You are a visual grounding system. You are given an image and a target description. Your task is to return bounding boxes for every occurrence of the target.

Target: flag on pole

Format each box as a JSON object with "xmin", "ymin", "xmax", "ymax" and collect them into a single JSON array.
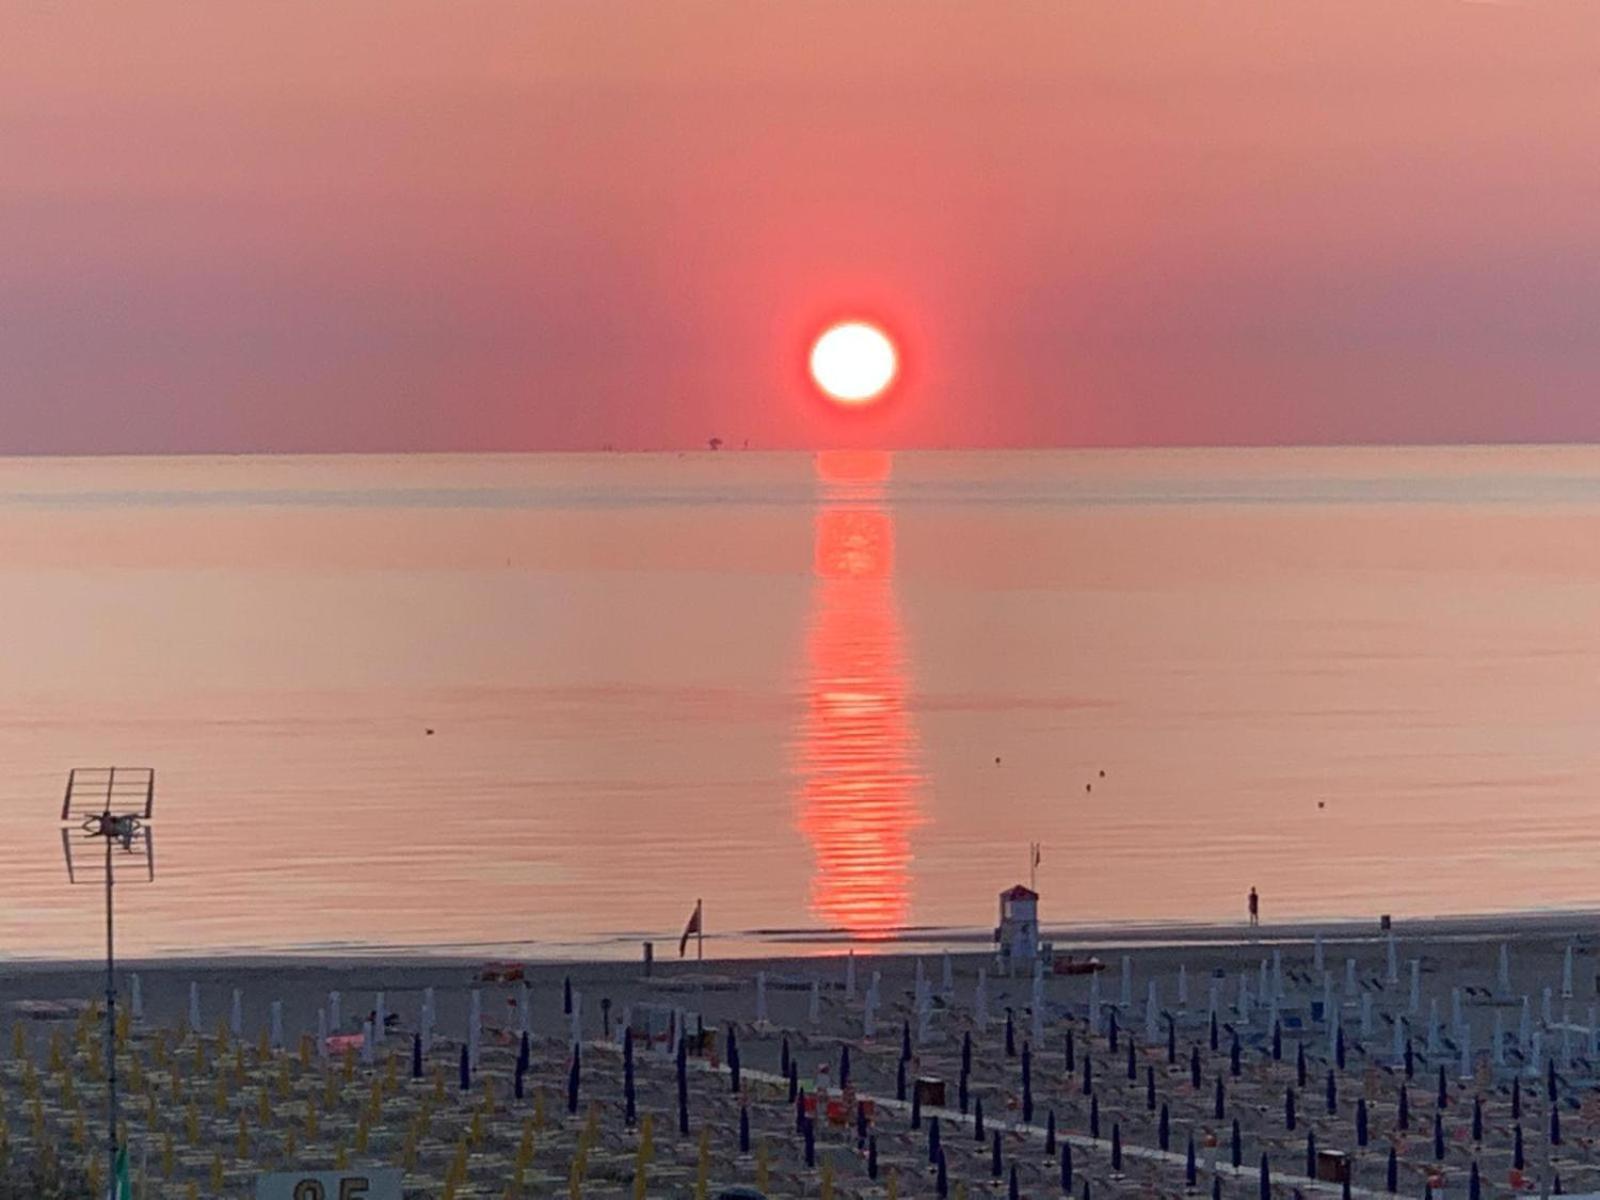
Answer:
[
  {"xmin": 1031, "ymin": 843, "xmax": 1042, "ymax": 869},
  {"xmin": 114, "ymin": 1146, "xmax": 131, "ymax": 1199},
  {"xmin": 679, "ymin": 900, "xmax": 703, "ymax": 959}
]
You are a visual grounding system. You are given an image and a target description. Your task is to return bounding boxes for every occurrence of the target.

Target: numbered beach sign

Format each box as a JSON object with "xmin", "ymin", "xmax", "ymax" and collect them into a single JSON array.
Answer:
[{"xmin": 255, "ymin": 1170, "xmax": 403, "ymax": 1200}]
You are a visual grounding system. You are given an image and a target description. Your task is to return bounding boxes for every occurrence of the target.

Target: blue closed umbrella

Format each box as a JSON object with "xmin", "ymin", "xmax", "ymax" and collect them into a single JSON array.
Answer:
[
  {"xmin": 739, "ymin": 1106, "xmax": 750, "ymax": 1154},
  {"xmin": 1215, "ymin": 1075, "xmax": 1226, "ymax": 1120},
  {"xmin": 1110, "ymin": 1123, "xmax": 1122, "ymax": 1173},
  {"xmin": 1285, "ymin": 1086, "xmax": 1296, "ymax": 1131},
  {"xmin": 1231, "ymin": 1118, "xmax": 1242, "ymax": 1168},
  {"xmin": 1386, "ymin": 1146, "xmax": 1398, "ymax": 1192},
  {"xmin": 1158, "ymin": 1102, "xmax": 1170, "ymax": 1151},
  {"xmin": 458, "ymin": 1044, "xmax": 470, "ymax": 1091},
  {"xmin": 1046, "ymin": 1108, "xmax": 1057, "ymax": 1154},
  {"xmin": 566, "ymin": 1044, "xmax": 580, "ymax": 1115},
  {"xmin": 1061, "ymin": 1141, "xmax": 1073, "ymax": 1192},
  {"xmin": 1327, "ymin": 1069, "xmax": 1338, "ymax": 1115},
  {"xmin": 975, "ymin": 1095, "xmax": 986, "ymax": 1141},
  {"xmin": 1090, "ymin": 1094, "xmax": 1099, "ymax": 1138},
  {"xmin": 994, "ymin": 1128, "xmax": 1005, "ymax": 1178},
  {"xmin": 411, "ymin": 1033, "xmax": 422, "ymax": 1080}
]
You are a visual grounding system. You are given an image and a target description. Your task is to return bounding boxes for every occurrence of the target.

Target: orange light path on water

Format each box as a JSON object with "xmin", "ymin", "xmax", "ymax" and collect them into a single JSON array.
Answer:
[{"xmin": 793, "ymin": 450, "xmax": 924, "ymax": 939}]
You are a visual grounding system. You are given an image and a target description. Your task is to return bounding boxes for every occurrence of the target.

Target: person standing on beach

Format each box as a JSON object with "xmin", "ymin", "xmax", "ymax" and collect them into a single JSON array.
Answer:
[{"xmin": 1248, "ymin": 887, "xmax": 1260, "ymax": 927}]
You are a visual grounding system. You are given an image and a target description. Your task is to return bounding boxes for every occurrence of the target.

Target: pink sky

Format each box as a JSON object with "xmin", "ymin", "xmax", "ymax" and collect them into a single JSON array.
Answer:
[{"xmin": 3, "ymin": 1, "xmax": 1597, "ymax": 453}]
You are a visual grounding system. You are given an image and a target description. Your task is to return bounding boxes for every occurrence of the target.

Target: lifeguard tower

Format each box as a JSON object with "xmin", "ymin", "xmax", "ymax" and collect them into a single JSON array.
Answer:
[{"xmin": 995, "ymin": 884, "xmax": 1040, "ymax": 967}]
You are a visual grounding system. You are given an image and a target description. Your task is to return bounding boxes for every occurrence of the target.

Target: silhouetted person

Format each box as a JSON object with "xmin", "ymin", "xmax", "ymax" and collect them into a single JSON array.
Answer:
[{"xmin": 1248, "ymin": 887, "xmax": 1260, "ymax": 927}]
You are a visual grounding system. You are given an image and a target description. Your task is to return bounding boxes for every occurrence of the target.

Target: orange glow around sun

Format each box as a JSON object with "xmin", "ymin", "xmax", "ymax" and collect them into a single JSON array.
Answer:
[{"xmin": 810, "ymin": 322, "xmax": 898, "ymax": 406}]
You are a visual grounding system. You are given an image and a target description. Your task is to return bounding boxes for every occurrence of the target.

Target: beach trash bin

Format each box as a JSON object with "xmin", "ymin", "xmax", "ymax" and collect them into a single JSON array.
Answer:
[
  {"xmin": 1380, "ymin": 915, "xmax": 1391, "ymax": 931},
  {"xmin": 1316, "ymin": 1151, "xmax": 1350, "ymax": 1184},
  {"xmin": 915, "ymin": 1076, "xmax": 947, "ymax": 1107}
]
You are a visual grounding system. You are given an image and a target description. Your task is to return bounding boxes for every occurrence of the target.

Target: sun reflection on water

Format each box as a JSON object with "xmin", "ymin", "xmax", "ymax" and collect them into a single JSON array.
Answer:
[{"xmin": 794, "ymin": 450, "xmax": 924, "ymax": 938}]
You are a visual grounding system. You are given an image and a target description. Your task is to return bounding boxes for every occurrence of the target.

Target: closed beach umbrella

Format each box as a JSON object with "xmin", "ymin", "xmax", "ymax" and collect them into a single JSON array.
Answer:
[
  {"xmin": 1169, "ymin": 1016, "xmax": 1177, "ymax": 1064},
  {"xmin": 868, "ymin": 1134, "xmax": 878, "ymax": 1179},
  {"xmin": 1356, "ymin": 1097, "xmax": 1368, "ymax": 1146},
  {"xmin": 1061, "ymin": 1141, "xmax": 1073, "ymax": 1192},
  {"xmin": 781, "ymin": 1034, "xmax": 790, "ymax": 1077},
  {"xmin": 1109, "ymin": 1124, "xmax": 1121, "ymax": 1173},
  {"xmin": 796, "ymin": 1088, "xmax": 807, "ymax": 1134},
  {"xmin": 1273, "ymin": 1022, "xmax": 1282, "ymax": 1061},
  {"xmin": 1306, "ymin": 1129, "xmax": 1316, "ymax": 1179},
  {"xmin": 1009, "ymin": 1163, "xmax": 1020, "ymax": 1200},
  {"xmin": 1146, "ymin": 1065, "xmax": 1156, "ymax": 1110},
  {"xmin": 1006, "ymin": 1010, "xmax": 1016, "ymax": 1056},
  {"xmin": 519, "ymin": 1030, "xmax": 531, "ymax": 1074},
  {"xmin": 1398, "ymin": 1085, "xmax": 1410, "ymax": 1131},
  {"xmin": 897, "ymin": 1057, "xmax": 907, "ymax": 1102},
  {"xmin": 1191, "ymin": 1045, "xmax": 1202, "ymax": 1089},
  {"xmin": 839, "ymin": 1043, "xmax": 850, "ymax": 1091},
  {"xmin": 1024, "ymin": 1044, "xmax": 1035, "ymax": 1122},
  {"xmin": 1512, "ymin": 1077, "xmax": 1521, "ymax": 1119},
  {"xmin": 1285, "ymin": 1087, "xmax": 1296, "ymax": 1131},
  {"xmin": 994, "ymin": 1128, "xmax": 1006, "ymax": 1178},
  {"xmin": 1327, "ymin": 1069, "xmax": 1337, "ymax": 1115},
  {"xmin": 937, "ymin": 1149, "xmax": 949, "ymax": 1198},
  {"xmin": 912, "ymin": 1082, "xmax": 922, "ymax": 1130},
  {"xmin": 1551, "ymin": 1106, "xmax": 1562, "ymax": 1146},
  {"xmin": 458, "ymin": 1044, "xmax": 470, "ymax": 1090},
  {"xmin": 928, "ymin": 1115, "xmax": 941, "ymax": 1165},
  {"xmin": 1469, "ymin": 1159, "xmax": 1480, "ymax": 1200},
  {"xmin": 1083, "ymin": 1054, "xmax": 1094, "ymax": 1095},
  {"xmin": 1064, "ymin": 1029, "xmax": 1073, "ymax": 1073},
  {"xmin": 1158, "ymin": 1102, "xmax": 1170, "ymax": 1151},
  {"xmin": 1547, "ymin": 1055, "xmax": 1558, "ymax": 1103},
  {"xmin": 1386, "ymin": 1146, "xmax": 1398, "ymax": 1193},
  {"xmin": 1514, "ymin": 1122, "xmax": 1524, "ymax": 1170},
  {"xmin": 1336, "ymin": 1025, "xmax": 1346, "ymax": 1070},
  {"xmin": 1187, "ymin": 1133, "xmax": 1197, "ymax": 1187},
  {"xmin": 1405, "ymin": 1038, "xmax": 1414, "ymax": 1078},
  {"xmin": 1297, "ymin": 1043, "xmax": 1307, "ymax": 1087},
  {"xmin": 567, "ymin": 1043, "xmax": 581, "ymax": 1114},
  {"xmin": 804, "ymin": 1116, "xmax": 815, "ymax": 1167},
  {"xmin": 739, "ymin": 1106, "xmax": 750, "ymax": 1154},
  {"xmin": 1108, "ymin": 1008, "xmax": 1118, "ymax": 1053},
  {"xmin": 677, "ymin": 1039, "xmax": 690, "ymax": 1135},
  {"xmin": 856, "ymin": 1097, "xmax": 868, "ymax": 1145},
  {"xmin": 1437, "ymin": 1064, "xmax": 1448, "ymax": 1109},
  {"xmin": 563, "ymin": 975, "xmax": 572, "ymax": 1014},
  {"xmin": 1089, "ymin": 1094, "xmax": 1099, "ymax": 1138},
  {"xmin": 787, "ymin": 1059, "xmax": 798, "ymax": 1103},
  {"xmin": 1471, "ymin": 1095, "xmax": 1481, "ymax": 1141},
  {"xmin": 965, "ymin": 1030, "xmax": 974, "ymax": 1076},
  {"xmin": 1231, "ymin": 1118, "xmax": 1242, "ymax": 1168},
  {"xmin": 1211, "ymin": 1012, "xmax": 1219, "ymax": 1052},
  {"xmin": 904, "ymin": 1018, "xmax": 914, "ymax": 1063},
  {"xmin": 728, "ymin": 1027, "xmax": 740, "ymax": 1093},
  {"xmin": 1432, "ymin": 1112, "xmax": 1444, "ymax": 1161},
  {"xmin": 411, "ymin": 1033, "xmax": 422, "ymax": 1080},
  {"xmin": 959, "ymin": 1068, "xmax": 970, "ymax": 1113},
  {"xmin": 1215, "ymin": 1076, "xmax": 1226, "ymax": 1120},
  {"xmin": 1046, "ymin": 1108, "xmax": 1057, "ymax": 1154},
  {"xmin": 1127, "ymin": 1037, "xmax": 1136, "ymax": 1081},
  {"xmin": 975, "ymin": 1095, "xmax": 986, "ymax": 1140},
  {"xmin": 1258, "ymin": 1153, "xmax": 1270, "ymax": 1200},
  {"xmin": 1231, "ymin": 1034, "xmax": 1242, "ymax": 1078}
]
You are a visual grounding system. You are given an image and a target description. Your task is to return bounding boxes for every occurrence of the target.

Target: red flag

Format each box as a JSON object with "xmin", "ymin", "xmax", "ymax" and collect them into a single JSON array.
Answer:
[{"xmin": 678, "ymin": 899, "xmax": 702, "ymax": 958}]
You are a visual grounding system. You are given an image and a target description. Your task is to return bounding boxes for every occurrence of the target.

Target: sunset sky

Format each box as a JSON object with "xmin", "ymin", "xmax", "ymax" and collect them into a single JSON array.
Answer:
[{"xmin": 3, "ymin": 1, "xmax": 1597, "ymax": 454}]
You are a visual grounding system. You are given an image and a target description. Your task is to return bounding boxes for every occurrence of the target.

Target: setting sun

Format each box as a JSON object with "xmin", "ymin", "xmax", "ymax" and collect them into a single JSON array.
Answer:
[{"xmin": 809, "ymin": 322, "xmax": 898, "ymax": 405}]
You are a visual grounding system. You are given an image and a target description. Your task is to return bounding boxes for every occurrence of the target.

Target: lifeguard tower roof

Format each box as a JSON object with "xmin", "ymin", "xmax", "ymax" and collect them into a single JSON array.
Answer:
[{"xmin": 1000, "ymin": 884, "xmax": 1039, "ymax": 901}]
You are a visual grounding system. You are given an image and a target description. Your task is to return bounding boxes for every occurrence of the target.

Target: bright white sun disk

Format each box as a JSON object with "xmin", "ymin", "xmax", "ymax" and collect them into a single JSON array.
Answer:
[{"xmin": 810, "ymin": 322, "xmax": 897, "ymax": 404}]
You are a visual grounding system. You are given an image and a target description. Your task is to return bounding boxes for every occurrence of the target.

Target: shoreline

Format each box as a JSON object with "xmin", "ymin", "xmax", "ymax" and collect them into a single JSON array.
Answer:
[{"xmin": 7, "ymin": 907, "xmax": 1600, "ymax": 973}]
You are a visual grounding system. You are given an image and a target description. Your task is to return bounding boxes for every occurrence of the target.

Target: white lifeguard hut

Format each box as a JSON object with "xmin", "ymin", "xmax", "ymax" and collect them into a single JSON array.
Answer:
[{"xmin": 995, "ymin": 884, "xmax": 1040, "ymax": 967}]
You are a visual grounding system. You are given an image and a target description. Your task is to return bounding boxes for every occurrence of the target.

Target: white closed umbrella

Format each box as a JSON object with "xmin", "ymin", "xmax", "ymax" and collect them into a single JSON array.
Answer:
[
  {"xmin": 1386, "ymin": 932, "xmax": 1399, "ymax": 985},
  {"xmin": 755, "ymin": 972, "xmax": 768, "ymax": 1024},
  {"xmin": 1542, "ymin": 987, "xmax": 1553, "ymax": 1026},
  {"xmin": 1238, "ymin": 972, "xmax": 1252, "ymax": 1026},
  {"xmin": 1426, "ymin": 999, "xmax": 1440, "ymax": 1055},
  {"xmin": 316, "ymin": 1007, "xmax": 328, "ymax": 1059},
  {"xmin": 1528, "ymin": 1030, "xmax": 1543, "ymax": 1076},
  {"xmin": 1344, "ymin": 958, "xmax": 1356, "ymax": 998},
  {"xmin": 917, "ymin": 990, "xmax": 931, "ymax": 1044},
  {"xmin": 1409, "ymin": 961, "xmax": 1421, "ymax": 1015},
  {"xmin": 846, "ymin": 951, "xmax": 856, "ymax": 998},
  {"xmin": 361, "ymin": 1019, "xmax": 375, "ymax": 1065},
  {"xmin": 1498, "ymin": 944, "xmax": 1512, "ymax": 998},
  {"xmin": 1563, "ymin": 945, "xmax": 1575, "ymax": 999},
  {"xmin": 808, "ymin": 979, "xmax": 820, "ymax": 1025},
  {"xmin": 1451, "ymin": 988, "xmax": 1463, "ymax": 1036},
  {"xmin": 1360, "ymin": 992, "xmax": 1372, "ymax": 1038},
  {"xmin": 1519, "ymin": 995, "xmax": 1531, "ymax": 1051},
  {"xmin": 188, "ymin": 982, "xmax": 201, "ymax": 1032},
  {"xmin": 129, "ymin": 974, "xmax": 143, "ymax": 1023},
  {"xmin": 269, "ymin": 1000, "xmax": 283, "ymax": 1050},
  {"xmin": 1031, "ymin": 996, "xmax": 1043, "ymax": 1046},
  {"xmin": 230, "ymin": 988, "xmax": 242, "ymax": 1039},
  {"xmin": 1314, "ymin": 933, "xmax": 1324, "ymax": 974},
  {"xmin": 1493, "ymin": 1011, "xmax": 1504, "ymax": 1066},
  {"xmin": 1178, "ymin": 964, "xmax": 1189, "ymax": 1007},
  {"xmin": 1391, "ymin": 1014, "xmax": 1405, "ymax": 1064},
  {"xmin": 374, "ymin": 992, "xmax": 386, "ymax": 1044},
  {"xmin": 1120, "ymin": 956, "xmax": 1132, "ymax": 1007},
  {"xmin": 1273, "ymin": 949, "xmax": 1285, "ymax": 1000},
  {"xmin": 943, "ymin": 953, "xmax": 954, "ymax": 999},
  {"xmin": 1145, "ymin": 980, "xmax": 1160, "ymax": 1042},
  {"xmin": 863, "ymin": 995, "xmax": 876, "ymax": 1040},
  {"xmin": 329, "ymin": 990, "xmax": 341, "ymax": 1032},
  {"xmin": 1327, "ymin": 1008, "xmax": 1338, "ymax": 1060}
]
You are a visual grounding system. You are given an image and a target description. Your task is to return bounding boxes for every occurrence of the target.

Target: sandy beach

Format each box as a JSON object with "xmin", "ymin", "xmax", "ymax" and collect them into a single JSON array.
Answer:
[{"xmin": 5, "ymin": 913, "xmax": 1600, "ymax": 1197}]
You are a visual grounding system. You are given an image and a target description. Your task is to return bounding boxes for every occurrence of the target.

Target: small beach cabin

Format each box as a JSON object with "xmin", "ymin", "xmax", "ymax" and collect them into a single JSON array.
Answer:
[{"xmin": 995, "ymin": 884, "xmax": 1040, "ymax": 966}]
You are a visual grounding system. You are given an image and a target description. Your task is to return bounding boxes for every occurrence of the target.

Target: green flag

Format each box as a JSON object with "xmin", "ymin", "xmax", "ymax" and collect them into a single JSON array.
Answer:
[{"xmin": 113, "ymin": 1147, "xmax": 131, "ymax": 1200}]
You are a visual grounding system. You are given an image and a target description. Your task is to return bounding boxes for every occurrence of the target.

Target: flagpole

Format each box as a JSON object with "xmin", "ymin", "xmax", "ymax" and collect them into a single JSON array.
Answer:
[{"xmin": 696, "ymin": 898, "xmax": 703, "ymax": 962}]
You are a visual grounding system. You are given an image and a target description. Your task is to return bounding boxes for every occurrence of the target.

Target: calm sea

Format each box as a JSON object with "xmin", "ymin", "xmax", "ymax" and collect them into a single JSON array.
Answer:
[{"xmin": 3, "ymin": 447, "xmax": 1599, "ymax": 960}]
